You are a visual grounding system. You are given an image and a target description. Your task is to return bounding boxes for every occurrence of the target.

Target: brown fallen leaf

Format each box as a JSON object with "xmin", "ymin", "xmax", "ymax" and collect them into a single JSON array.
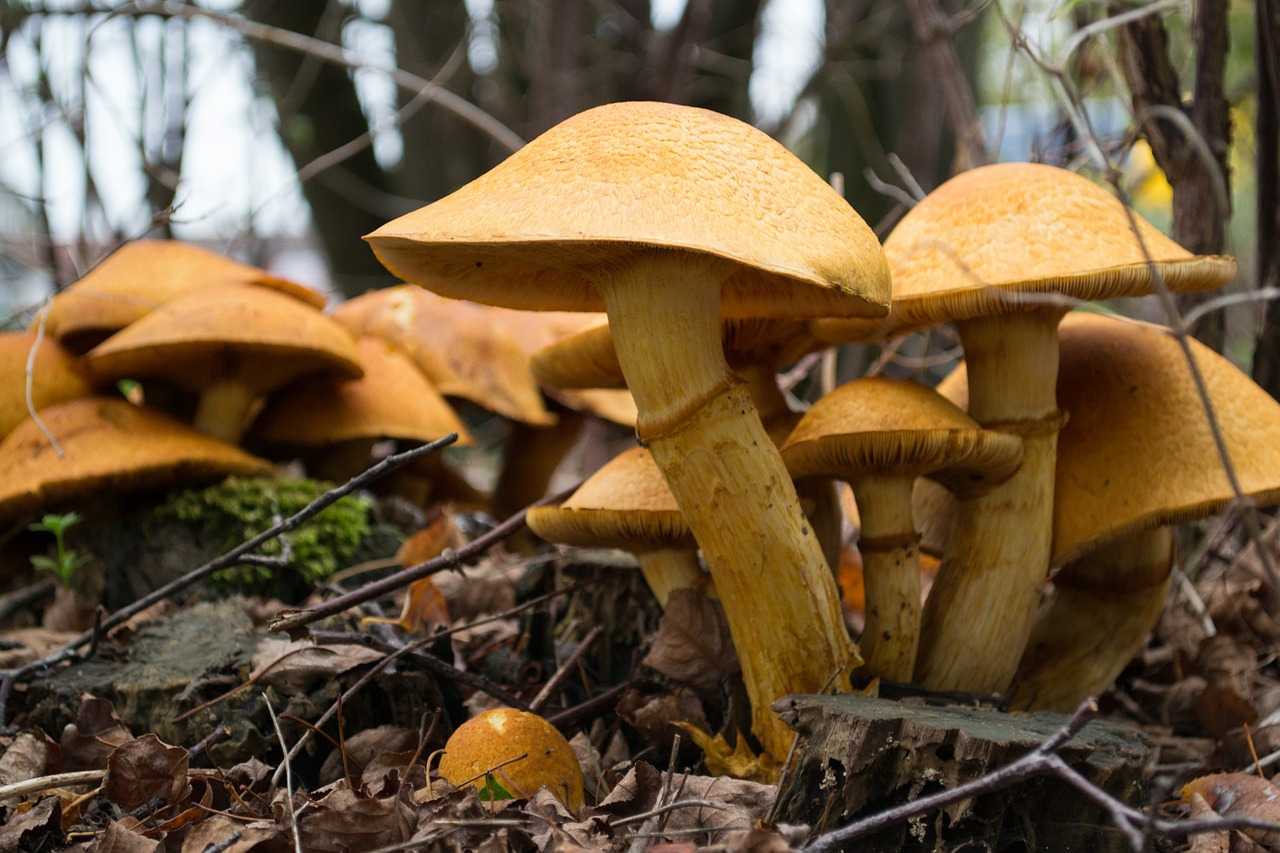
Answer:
[
  {"xmin": 61, "ymin": 695, "xmax": 133, "ymax": 773},
  {"xmin": 0, "ymin": 795, "xmax": 60, "ymax": 852},
  {"xmin": 1183, "ymin": 772, "xmax": 1280, "ymax": 848},
  {"xmin": 103, "ymin": 734, "xmax": 190, "ymax": 813},
  {"xmin": 0, "ymin": 731, "xmax": 54, "ymax": 787},
  {"xmin": 642, "ymin": 589, "xmax": 738, "ymax": 692}
]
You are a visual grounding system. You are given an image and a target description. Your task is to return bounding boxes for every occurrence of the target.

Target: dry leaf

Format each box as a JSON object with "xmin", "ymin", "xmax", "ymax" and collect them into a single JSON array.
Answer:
[
  {"xmin": 61, "ymin": 695, "xmax": 133, "ymax": 772},
  {"xmin": 103, "ymin": 734, "xmax": 190, "ymax": 813},
  {"xmin": 642, "ymin": 590, "xmax": 738, "ymax": 691},
  {"xmin": 1184, "ymin": 772, "xmax": 1280, "ymax": 848}
]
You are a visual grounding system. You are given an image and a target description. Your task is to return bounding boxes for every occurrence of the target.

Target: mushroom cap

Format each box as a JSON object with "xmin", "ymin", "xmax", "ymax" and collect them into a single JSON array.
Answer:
[
  {"xmin": 437, "ymin": 707, "xmax": 585, "ymax": 811},
  {"xmin": 84, "ymin": 283, "xmax": 362, "ymax": 395},
  {"xmin": 0, "ymin": 396, "xmax": 274, "ymax": 523},
  {"xmin": 43, "ymin": 240, "xmax": 326, "ymax": 352},
  {"xmin": 532, "ymin": 316, "xmax": 825, "ymax": 391},
  {"xmin": 249, "ymin": 336, "xmax": 473, "ymax": 451},
  {"xmin": 1052, "ymin": 312, "xmax": 1280, "ymax": 564},
  {"xmin": 365, "ymin": 101, "xmax": 891, "ymax": 320},
  {"xmin": 816, "ymin": 162, "xmax": 1235, "ymax": 338},
  {"xmin": 332, "ymin": 286, "xmax": 554, "ymax": 426},
  {"xmin": 780, "ymin": 377, "xmax": 1024, "ymax": 493},
  {"xmin": 0, "ymin": 332, "xmax": 96, "ymax": 438},
  {"xmin": 526, "ymin": 446, "xmax": 694, "ymax": 551}
]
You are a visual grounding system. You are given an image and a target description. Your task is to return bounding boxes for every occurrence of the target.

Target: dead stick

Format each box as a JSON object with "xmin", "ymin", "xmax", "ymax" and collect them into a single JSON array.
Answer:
[{"xmin": 269, "ymin": 482, "xmax": 580, "ymax": 637}]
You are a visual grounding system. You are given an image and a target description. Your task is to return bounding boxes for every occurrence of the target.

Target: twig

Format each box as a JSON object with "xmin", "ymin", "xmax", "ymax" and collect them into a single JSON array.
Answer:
[
  {"xmin": 0, "ymin": 437, "xmax": 456, "ymax": 703},
  {"xmin": 0, "ymin": 769, "xmax": 106, "ymax": 802},
  {"xmin": 269, "ymin": 483, "xmax": 579, "ymax": 637},
  {"xmin": 103, "ymin": 2, "xmax": 524, "ymax": 153},
  {"xmin": 264, "ymin": 695, "xmax": 304, "ymax": 853},
  {"xmin": 527, "ymin": 625, "xmax": 604, "ymax": 713}
]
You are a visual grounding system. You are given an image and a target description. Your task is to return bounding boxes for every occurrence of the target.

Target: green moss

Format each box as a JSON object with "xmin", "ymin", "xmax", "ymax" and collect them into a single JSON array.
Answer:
[{"xmin": 145, "ymin": 477, "xmax": 372, "ymax": 597}]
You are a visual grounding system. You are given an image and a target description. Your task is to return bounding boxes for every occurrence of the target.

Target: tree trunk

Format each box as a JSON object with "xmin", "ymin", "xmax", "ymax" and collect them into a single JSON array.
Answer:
[{"xmin": 1252, "ymin": 0, "xmax": 1280, "ymax": 398}]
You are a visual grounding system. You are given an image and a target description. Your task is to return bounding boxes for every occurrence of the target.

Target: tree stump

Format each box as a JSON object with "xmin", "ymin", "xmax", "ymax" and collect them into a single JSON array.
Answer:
[{"xmin": 776, "ymin": 693, "xmax": 1150, "ymax": 851}]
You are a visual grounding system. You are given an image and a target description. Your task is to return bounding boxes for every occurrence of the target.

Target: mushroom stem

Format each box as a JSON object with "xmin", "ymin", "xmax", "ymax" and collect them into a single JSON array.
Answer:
[
  {"xmin": 636, "ymin": 548, "xmax": 713, "ymax": 607},
  {"xmin": 915, "ymin": 310, "xmax": 1063, "ymax": 694},
  {"xmin": 192, "ymin": 379, "xmax": 258, "ymax": 444},
  {"xmin": 851, "ymin": 475, "xmax": 921, "ymax": 682},
  {"xmin": 595, "ymin": 250, "xmax": 855, "ymax": 761},
  {"xmin": 492, "ymin": 409, "xmax": 586, "ymax": 522},
  {"xmin": 1012, "ymin": 526, "xmax": 1174, "ymax": 712}
]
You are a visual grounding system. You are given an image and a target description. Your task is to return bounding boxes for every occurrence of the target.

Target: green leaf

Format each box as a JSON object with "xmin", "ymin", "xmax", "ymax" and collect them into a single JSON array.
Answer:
[{"xmin": 476, "ymin": 774, "xmax": 515, "ymax": 802}]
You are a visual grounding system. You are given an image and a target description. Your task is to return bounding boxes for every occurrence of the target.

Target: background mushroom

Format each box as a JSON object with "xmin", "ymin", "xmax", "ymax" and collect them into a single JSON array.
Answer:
[
  {"xmin": 779, "ymin": 377, "xmax": 1023, "ymax": 681},
  {"xmin": 0, "ymin": 331, "xmax": 97, "ymax": 438},
  {"xmin": 817, "ymin": 162, "xmax": 1235, "ymax": 695},
  {"xmin": 84, "ymin": 283, "xmax": 362, "ymax": 443},
  {"xmin": 365, "ymin": 101, "xmax": 890, "ymax": 762}
]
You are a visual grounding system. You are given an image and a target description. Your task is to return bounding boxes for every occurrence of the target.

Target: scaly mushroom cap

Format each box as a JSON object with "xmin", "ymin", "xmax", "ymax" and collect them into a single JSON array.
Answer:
[
  {"xmin": 0, "ymin": 396, "xmax": 273, "ymax": 523},
  {"xmin": 890, "ymin": 162, "xmax": 1232, "ymax": 327},
  {"xmin": 365, "ymin": 101, "xmax": 890, "ymax": 320},
  {"xmin": 84, "ymin": 283, "xmax": 362, "ymax": 395},
  {"xmin": 781, "ymin": 377, "xmax": 1023, "ymax": 493},
  {"xmin": 44, "ymin": 240, "xmax": 325, "ymax": 352},
  {"xmin": 438, "ymin": 707, "xmax": 585, "ymax": 812},
  {"xmin": 249, "ymin": 336, "xmax": 472, "ymax": 451},
  {"xmin": 332, "ymin": 286, "xmax": 554, "ymax": 426},
  {"xmin": 1053, "ymin": 313, "xmax": 1280, "ymax": 564},
  {"xmin": 527, "ymin": 446, "xmax": 693, "ymax": 552},
  {"xmin": 0, "ymin": 332, "xmax": 96, "ymax": 437}
]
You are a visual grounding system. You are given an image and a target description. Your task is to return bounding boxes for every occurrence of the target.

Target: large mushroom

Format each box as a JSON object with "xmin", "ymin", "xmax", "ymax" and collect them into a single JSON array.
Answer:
[
  {"xmin": 779, "ymin": 377, "xmax": 1023, "ymax": 681},
  {"xmin": 0, "ymin": 331, "xmax": 96, "ymax": 438},
  {"xmin": 817, "ymin": 162, "xmax": 1235, "ymax": 694},
  {"xmin": 83, "ymin": 283, "xmax": 362, "ymax": 444},
  {"xmin": 365, "ymin": 101, "xmax": 890, "ymax": 760}
]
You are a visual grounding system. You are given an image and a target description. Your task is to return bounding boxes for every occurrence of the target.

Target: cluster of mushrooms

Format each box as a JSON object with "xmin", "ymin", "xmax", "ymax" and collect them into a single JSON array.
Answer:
[
  {"xmin": 0, "ymin": 241, "xmax": 638, "ymax": 549},
  {"xmin": 12, "ymin": 101, "xmax": 1280, "ymax": 775}
]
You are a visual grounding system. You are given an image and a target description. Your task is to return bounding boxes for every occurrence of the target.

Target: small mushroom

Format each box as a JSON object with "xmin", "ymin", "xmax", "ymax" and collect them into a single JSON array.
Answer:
[
  {"xmin": 817, "ymin": 162, "xmax": 1236, "ymax": 694},
  {"xmin": 366, "ymin": 102, "xmax": 890, "ymax": 759},
  {"xmin": 84, "ymin": 283, "xmax": 362, "ymax": 443},
  {"xmin": 527, "ymin": 446, "xmax": 708, "ymax": 607},
  {"xmin": 43, "ymin": 239, "xmax": 325, "ymax": 353},
  {"xmin": 779, "ymin": 377, "xmax": 1023, "ymax": 681},
  {"xmin": 438, "ymin": 707, "xmax": 585, "ymax": 812}
]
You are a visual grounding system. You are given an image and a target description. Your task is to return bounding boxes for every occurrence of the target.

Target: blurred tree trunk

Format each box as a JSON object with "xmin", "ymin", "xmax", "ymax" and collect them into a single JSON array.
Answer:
[
  {"xmin": 248, "ymin": 0, "xmax": 396, "ymax": 297},
  {"xmin": 1115, "ymin": 1, "xmax": 1232, "ymax": 352},
  {"xmin": 1252, "ymin": 0, "xmax": 1280, "ymax": 399}
]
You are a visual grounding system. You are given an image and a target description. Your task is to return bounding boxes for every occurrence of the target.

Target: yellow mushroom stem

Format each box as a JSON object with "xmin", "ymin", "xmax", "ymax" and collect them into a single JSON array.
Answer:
[
  {"xmin": 636, "ymin": 548, "xmax": 714, "ymax": 607},
  {"xmin": 192, "ymin": 379, "xmax": 260, "ymax": 444},
  {"xmin": 593, "ymin": 250, "xmax": 856, "ymax": 761},
  {"xmin": 847, "ymin": 476, "xmax": 921, "ymax": 682},
  {"xmin": 1012, "ymin": 526, "xmax": 1174, "ymax": 712},
  {"xmin": 915, "ymin": 309, "xmax": 1063, "ymax": 694}
]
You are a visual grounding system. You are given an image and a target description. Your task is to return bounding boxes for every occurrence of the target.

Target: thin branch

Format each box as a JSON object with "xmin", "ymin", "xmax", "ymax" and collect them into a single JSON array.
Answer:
[{"xmin": 102, "ymin": 2, "xmax": 525, "ymax": 153}]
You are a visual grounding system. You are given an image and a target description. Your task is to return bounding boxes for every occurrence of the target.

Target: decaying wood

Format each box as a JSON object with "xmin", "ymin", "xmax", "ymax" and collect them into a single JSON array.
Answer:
[{"xmin": 776, "ymin": 693, "xmax": 1150, "ymax": 851}]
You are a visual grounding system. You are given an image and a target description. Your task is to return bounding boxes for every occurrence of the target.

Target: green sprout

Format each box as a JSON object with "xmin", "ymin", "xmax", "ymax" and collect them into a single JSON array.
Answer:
[{"xmin": 28, "ymin": 511, "xmax": 94, "ymax": 588}]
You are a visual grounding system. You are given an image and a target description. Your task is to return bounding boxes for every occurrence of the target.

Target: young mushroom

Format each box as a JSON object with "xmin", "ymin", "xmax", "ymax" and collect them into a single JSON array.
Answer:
[
  {"xmin": 365, "ymin": 101, "xmax": 891, "ymax": 761},
  {"xmin": 816, "ymin": 162, "xmax": 1236, "ymax": 694},
  {"xmin": 84, "ymin": 283, "xmax": 362, "ymax": 444},
  {"xmin": 779, "ymin": 377, "xmax": 1023, "ymax": 681},
  {"xmin": 527, "ymin": 446, "xmax": 709, "ymax": 607}
]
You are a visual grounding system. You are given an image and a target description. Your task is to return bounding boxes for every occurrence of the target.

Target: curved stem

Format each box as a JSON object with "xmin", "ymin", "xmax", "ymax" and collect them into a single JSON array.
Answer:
[
  {"xmin": 636, "ymin": 548, "xmax": 711, "ymax": 607},
  {"xmin": 192, "ymin": 380, "xmax": 257, "ymax": 443},
  {"xmin": 851, "ymin": 475, "xmax": 921, "ymax": 682}
]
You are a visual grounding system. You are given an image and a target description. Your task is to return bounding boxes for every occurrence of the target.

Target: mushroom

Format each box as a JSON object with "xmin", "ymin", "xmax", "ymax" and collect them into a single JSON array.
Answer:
[
  {"xmin": 527, "ymin": 446, "xmax": 709, "ymax": 607},
  {"xmin": 1010, "ymin": 312, "xmax": 1280, "ymax": 710},
  {"xmin": 83, "ymin": 283, "xmax": 362, "ymax": 444},
  {"xmin": 365, "ymin": 101, "xmax": 891, "ymax": 760},
  {"xmin": 248, "ymin": 336, "xmax": 476, "ymax": 505},
  {"xmin": 0, "ymin": 396, "xmax": 274, "ymax": 525},
  {"xmin": 531, "ymin": 316, "xmax": 847, "ymax": 570},
  {"xmin": 778, "ymin": 377, "xmax": 1023, "ymax": 681},
  {"xmin": 816, "ymin": 162, "xmax": 1236, "ymax": 694},
  {"xmin": 43, "ymin": 239, "xmax": 325, "ymax": 353},
  {"xmin": 438, "ymin": 707, "xmax": 585, "ymax": 812},
  {"xmin": 0, "ymin": 331, "xmax": 96, "ymax": 438}
]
